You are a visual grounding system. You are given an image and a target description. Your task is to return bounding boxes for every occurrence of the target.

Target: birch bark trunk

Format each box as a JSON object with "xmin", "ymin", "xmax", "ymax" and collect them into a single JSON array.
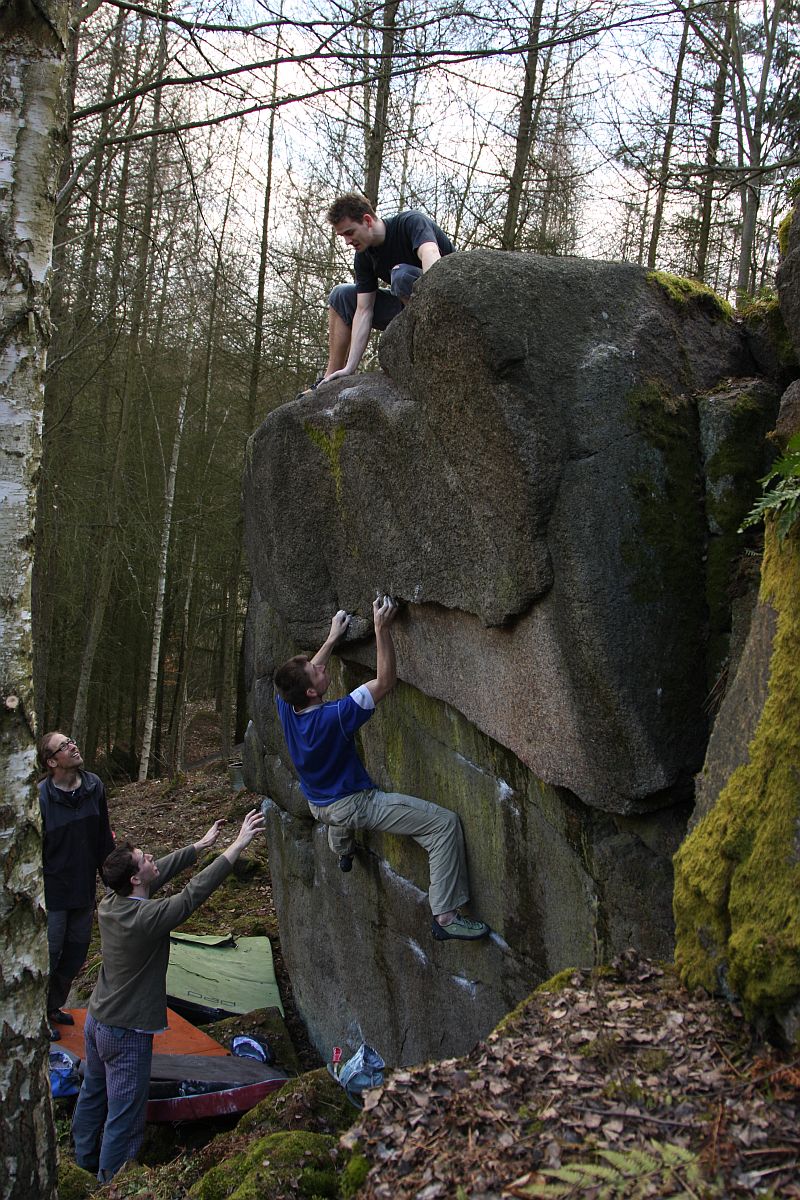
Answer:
[{"xmin": 0, "ymin": 0, "xmax": 69, "ymax": 1193}]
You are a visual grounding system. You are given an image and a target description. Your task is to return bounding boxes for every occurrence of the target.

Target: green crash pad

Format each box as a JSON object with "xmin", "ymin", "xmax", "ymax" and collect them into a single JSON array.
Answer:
[{"xmin": 166, "ymin": 933, "xmax": 283, "ymax": 1017}]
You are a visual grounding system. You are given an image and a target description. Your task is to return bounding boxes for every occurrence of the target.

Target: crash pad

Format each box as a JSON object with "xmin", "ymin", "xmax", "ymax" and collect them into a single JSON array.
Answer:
[
  {"xmin": 166, "ymin": 932, "xmax": 283, "ymax": 1019},
  {"xmin": 55, "ymin": 1007, "xmax": 229, "ymax": 1059}
]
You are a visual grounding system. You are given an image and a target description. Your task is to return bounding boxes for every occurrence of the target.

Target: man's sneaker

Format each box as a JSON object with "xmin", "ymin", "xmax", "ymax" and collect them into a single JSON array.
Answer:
[
  {"xmin": 296, "ymin": 372, "xmax": 325, "ymax": 400},
  {"xmin": 431, "ymin": 914, "xmax": 490, "ymax": 941},
  {"xmin": 338, "ymin": 853, "xmax": 354, "ymax": 873},
  {"xmin": 49, "ymin": 1009, "xmax": 75, "ymax": 1026}
]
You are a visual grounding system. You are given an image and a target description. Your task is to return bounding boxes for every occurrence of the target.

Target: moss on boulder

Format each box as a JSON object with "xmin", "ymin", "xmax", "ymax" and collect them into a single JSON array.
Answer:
[
  {"xmin": 57, "ymin": 1158, "xmax": 98, "ymax": 1200},
  {"xmin": 338, "ymin": 1152, "xmax": 370, "ymax": 1197},
  {"xmin": 201, "ymin": 1008, "xmax": 301, "ymax": 1076},
  {"xmin": 646, "ymin": 270, "xmax": 733, "ymax": 320},
  {"xmin": 189, "ymin": 1129, "xmax": 339, "ymax": 1200},
  {"xmin": 674, "ymin": 521, "xmax": 800, "ymax": 1033},
  {"xmin": 236, "ymin": 1068, "xmax": 357, "ymax": 1138}
]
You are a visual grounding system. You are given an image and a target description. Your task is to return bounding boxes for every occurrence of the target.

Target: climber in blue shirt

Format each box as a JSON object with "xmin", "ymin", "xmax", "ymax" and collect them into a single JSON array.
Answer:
[{"xmin": 274, "ymin": 598, "xmax": 488, "ymax": 942}]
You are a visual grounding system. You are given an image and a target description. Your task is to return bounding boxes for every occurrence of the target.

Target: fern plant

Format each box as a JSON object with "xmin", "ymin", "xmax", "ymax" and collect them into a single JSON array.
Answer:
[
  {"xmin": 513, "ymin": 1141, "xmax": 714, "ymax": 1198},
  {"xmin": 739, "ymin": 432, "xmax": 800, "ymax": 543}
]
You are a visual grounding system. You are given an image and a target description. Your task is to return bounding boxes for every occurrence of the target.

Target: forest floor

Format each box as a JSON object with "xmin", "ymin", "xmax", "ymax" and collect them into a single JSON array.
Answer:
[{"xmin": 59, "ymin": 711, "xmax": 800, "ymax": 1199}]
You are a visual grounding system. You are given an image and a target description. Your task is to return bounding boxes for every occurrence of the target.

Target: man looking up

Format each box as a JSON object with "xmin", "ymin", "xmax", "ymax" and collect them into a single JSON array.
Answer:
[
  {"xmin": 38, "ymin": 731, "xmax": 114, "ymax": 1039},
  {"xmin": 71, "ymin": 808, "xmax": 265, "ymax": 1182},
  {"xmin": 318, "ymin": 193, "xmax": 454, "ymax": 384},
  {"xmin": 273, "ymin": 598, "xmax": 488, "ymax": 943}
]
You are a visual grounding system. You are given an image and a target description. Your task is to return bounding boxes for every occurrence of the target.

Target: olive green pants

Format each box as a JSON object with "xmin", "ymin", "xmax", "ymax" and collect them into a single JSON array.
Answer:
[{"xmin": 308, "ymin": 788, "xmax": 469, "ymax": 917}]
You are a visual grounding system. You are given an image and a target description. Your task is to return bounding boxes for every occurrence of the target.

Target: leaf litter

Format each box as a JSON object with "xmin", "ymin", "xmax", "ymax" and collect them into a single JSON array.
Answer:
[{"xmin": 343, "ymin": 951, "xmax": 800, "ymax": 1198}]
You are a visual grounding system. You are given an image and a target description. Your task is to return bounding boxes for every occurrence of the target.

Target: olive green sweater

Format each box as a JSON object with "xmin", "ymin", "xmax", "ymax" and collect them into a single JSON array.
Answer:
[{"xmin": 88, "ymin": 844, "xmax": 233, "ymax": 1031}]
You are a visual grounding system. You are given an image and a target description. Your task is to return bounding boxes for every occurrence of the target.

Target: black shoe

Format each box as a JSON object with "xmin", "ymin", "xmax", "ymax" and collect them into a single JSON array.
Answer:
[
  {"xmin": 49, "ymin": 1009, "xmax": 75, "ymax": 1025},
  {"xmin": 296, "ymin": 372, "xmax": 325, "ymax": 400},
  {"xmin": 338, "ymin": 853, "xmax": 353, "ymax": 873},
  {"xmin": 49, "ymin": 1027, "xmax": 62, "ymax": 1041}
]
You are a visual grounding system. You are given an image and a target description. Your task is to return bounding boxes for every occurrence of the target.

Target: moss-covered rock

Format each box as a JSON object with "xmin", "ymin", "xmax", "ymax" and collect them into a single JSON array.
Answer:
[
  {"xmin": 739, "ymin": 292, "xmax": 798, "ymax": 385},
  {"xmin": 674, "ymin": 521, "xmax": 800, "ymax": 1035},
  {"xmin": 339, "ymin": 1152, "xmax": 370, "ymax": 1198},
  {"xmin": 57, "ymin": 1158, "xmax": 98, "ymax": 1200},
  {"xmin": 646, "ymin": 270, "xmax": 733, "ymax": 321},
  {"xmin": 189, "ymin": 1130, "xmax": 339, "ymax": 1200},
  {"xmin": 201, "ymin": 1008, "xmax": 302, "ymax": 1076},
  {"xmin": 236, "ymin": 1068, "xmax": 357, "ymax": 1137},
  {"xmin": 698, "ymin": 379, "xmax": 780, "ymax": 682}
]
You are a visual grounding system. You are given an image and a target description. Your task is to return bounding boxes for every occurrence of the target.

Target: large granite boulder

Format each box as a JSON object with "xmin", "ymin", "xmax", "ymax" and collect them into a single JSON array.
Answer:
[
  {"xmin": 245, "ymin": 255, "xmax": 761, "ymax": 813},
  {"xmin": 675, "ymin": 201, "xmax": 800, "ymax": 1044},
  {"xmin": 674, "ymin": 399, "xmax": 800, "ymax": 1043},
  {"xmin": 777, "ymin": 192, "xmax": 800, "ymax": 354},
  {"xmin": 243, "ymin": 252, "xmax": 781, "ymax": 1064}
]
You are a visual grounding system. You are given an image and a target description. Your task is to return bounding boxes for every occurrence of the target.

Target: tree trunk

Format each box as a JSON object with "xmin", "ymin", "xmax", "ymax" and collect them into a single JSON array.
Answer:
[
  {"xmin": 731, "ymin": 0, "xmax": 784, "ymax": 297},
  {"xmin": 364, "ymin": 0, "xmax": 400, "ymax": 205},
  {"xmin": 219, "ymin": 539, "xmax": 242, "ymax": 762},
  {"xmin": 71, "ymin": 4, "xmax": 169, "ymax": 746},
  {"xmin": 647, "ymin": 11, "xmax": 691, "ymax": 268},
  {"xmin": 695, "ymin": 1, "xmax": 732, "ymax": 280},
  {"xmin": 0, "ymin": 0, "xmax": 69, "ymax": 1193},
  {"xmin": 501, "ymin": 0, "xmax": 545, "ymax": 251},
  {"xmin": 167, "ymin": 536, "xmax": 197, "ymax": 774},
  {"xmin": 138, "ymin": 318, "xmax": 195, "ymax": 781}
]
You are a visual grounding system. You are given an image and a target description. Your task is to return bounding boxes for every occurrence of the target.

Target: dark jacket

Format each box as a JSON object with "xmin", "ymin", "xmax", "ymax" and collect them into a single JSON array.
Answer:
[{"xmin": 39, "ymin": 771, "xmax": 114, "ymax": 909}]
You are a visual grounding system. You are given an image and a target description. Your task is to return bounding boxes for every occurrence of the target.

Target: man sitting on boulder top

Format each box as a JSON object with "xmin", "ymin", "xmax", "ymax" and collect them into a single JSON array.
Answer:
[
  {"xmin": 71, "ymin": 808, "xmax": 264, "ymax": 1182},
  {"xmin": 314, "ymin": 192, "xmax": 454, "ymax": 386},
  {"xmin": 273, "ymin": 597, "xmax": 489, "ymax": 943}
]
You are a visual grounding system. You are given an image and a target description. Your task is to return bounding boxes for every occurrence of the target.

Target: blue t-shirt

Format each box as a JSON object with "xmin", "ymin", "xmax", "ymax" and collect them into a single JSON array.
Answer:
[{"xmin": 276, "ymin": 684, "xmax": 376, "ymax": 806}]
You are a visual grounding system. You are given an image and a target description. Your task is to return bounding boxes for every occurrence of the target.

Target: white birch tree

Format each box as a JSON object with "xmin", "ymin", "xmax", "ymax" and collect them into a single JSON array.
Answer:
[{"xmin": 0, "ymin": 0, "xmax": 70, "ymax": 1193}]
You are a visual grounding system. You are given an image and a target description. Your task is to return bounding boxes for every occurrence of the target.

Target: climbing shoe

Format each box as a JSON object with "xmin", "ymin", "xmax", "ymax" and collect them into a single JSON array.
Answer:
[
  {"xmin": 49, "ymin": 1009, "xmax": 75, "ymax": 1025},
  {"xmin": 296, "ymin": 372, "xmax": 325, "ymax": 400},
  {"xmin": 431, "ymin": 914, "xmax": 490, "ymax": 942},
  {"xmin": 338, "ymin": 853, "xmax": 354, "ymax": 873},
  {"xmin": 49, "ymin": 1027, "xmax": 62, "ymax": 1041}
]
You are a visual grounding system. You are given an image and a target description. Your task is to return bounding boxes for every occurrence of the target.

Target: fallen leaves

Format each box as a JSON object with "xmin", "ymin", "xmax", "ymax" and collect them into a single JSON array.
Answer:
[{"xmin": 343, "ymin": 953, "xmax": 800, "ymax": 1198}]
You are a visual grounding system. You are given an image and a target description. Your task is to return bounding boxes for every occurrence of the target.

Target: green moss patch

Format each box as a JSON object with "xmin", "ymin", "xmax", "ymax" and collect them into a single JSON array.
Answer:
[
  {"xmin": 778, "ymin": 210, "xmax": 793, "ymax": 258},
  {"xmin": 236, "ymin": 1068, "xmax": 356, "ymax": 1138},
  {"xmin": 57, "ymin": 1159, "xmax": 98, "ymax": 1200},
  {"xmin": 738, "ymin": 292, "xmax": 798, "ymax": 374},
  {"xmin": 339, "ymin": 1152, "xmax": 370, "ymax": 1198},
  {"xmin": 674, "ymin": 524, "xmax": 800, "ymax": 1028},
  {"xmin": 305, "ymin": 424, "xmax": 345, "ymax": 505},
  {"xmin": 189, "ymin": 1130, "xmax": 338, "ymax": 1200},
  {"xmin": 646, "ymin": 271, "xmax": 733, "ymax": 320}
]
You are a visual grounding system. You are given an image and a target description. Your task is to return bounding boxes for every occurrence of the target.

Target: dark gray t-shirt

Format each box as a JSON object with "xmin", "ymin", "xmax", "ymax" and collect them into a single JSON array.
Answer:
[{"xmin": 354, "ymin": 210, "xmax": 454, "ymax": 293}]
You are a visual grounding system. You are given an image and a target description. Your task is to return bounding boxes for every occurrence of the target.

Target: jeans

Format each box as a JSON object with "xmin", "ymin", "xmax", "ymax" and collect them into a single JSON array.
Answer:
[
  {"xmin": 309, "ymin": 787, "xmax": 469, "ymax": 916},
  {"xmin": 71, "ymin": 1013, "xmax": 153, "ymax": 1181},
  {"xmin": 47, "ymin": 906, "xmax": 94, "ymax": 1014},
  {"xmin": 328, "ymin": 265, "xmax": 423, "ymax": 329}
]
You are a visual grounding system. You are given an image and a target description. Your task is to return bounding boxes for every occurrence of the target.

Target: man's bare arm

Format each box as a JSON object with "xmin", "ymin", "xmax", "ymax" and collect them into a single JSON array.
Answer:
[
  {"xmin": 365, "ymin": 596, "xmax": 398, "ymax": 704},
  {"xmin": 417, "ymin": 241, "xmax": 442, "ymax": 272},
  {"xmin": 324, "ymin": 291, "xmax": 377, "ymax": 380},
  {"xmin": 311, "ymin": 610, "xmax": 350, "ymax": 667}
]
